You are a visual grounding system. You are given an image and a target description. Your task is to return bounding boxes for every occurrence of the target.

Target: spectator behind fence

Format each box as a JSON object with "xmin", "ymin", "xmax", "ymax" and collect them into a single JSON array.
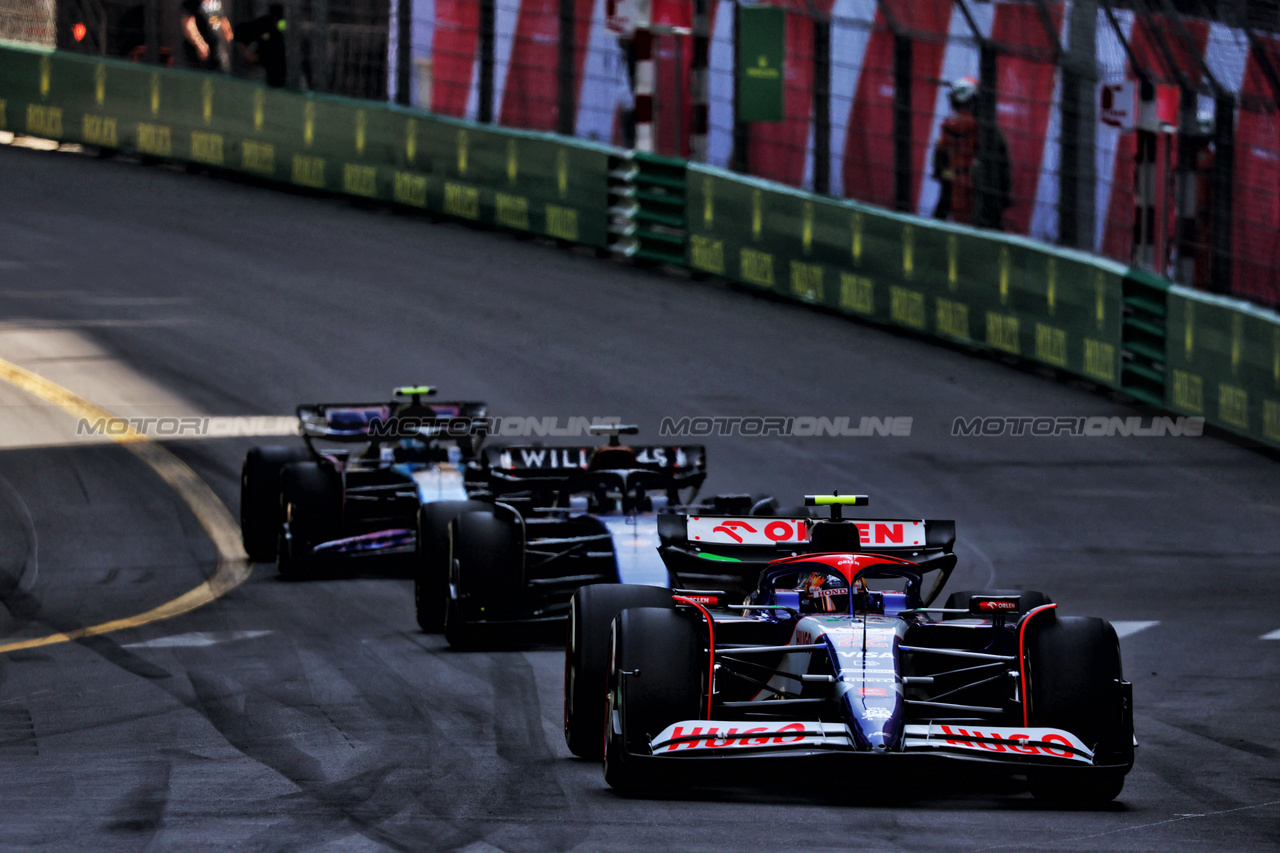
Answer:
[
  {"xmin": 933, "ymin": 76, "xmax": 1012, "ymax": 230},
  {"xmin": 236, "ymin": 3, "xmax": 287, "ymax": 87},
  {"xmin": 181, "ymin": 0, "xmax": 233, "ymax": 72}
]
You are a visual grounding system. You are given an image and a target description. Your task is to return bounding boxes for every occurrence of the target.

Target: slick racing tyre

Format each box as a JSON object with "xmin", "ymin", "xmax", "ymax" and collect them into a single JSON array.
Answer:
[
  {"xmin": 277, "ymin": 461, "xmax": 342, "ymax": 581},
  {"xmin": 943, "ymin": 588, "xmax": 1051, "ymax": 619},
  {"xmin": 1025, "ymin": 616, "xmax": 1130, "ymax": 806},
  {"xmin": 565, "ymin": 584, "xmax": 675, "ymax": 760},
  {"xmin": 415, "ymin": 500, "xmax": 488, "ymax": 633},
  {"xmin": 241, "ymin": 446, "xmax": 310, "ymax": 562},
  {"xmin": 604, "ymin": 606, "xmax": 705, "ymax": 792},
  {"xmin": 443, "ymin": 509, "xmax": 524, "ymax": 649}
]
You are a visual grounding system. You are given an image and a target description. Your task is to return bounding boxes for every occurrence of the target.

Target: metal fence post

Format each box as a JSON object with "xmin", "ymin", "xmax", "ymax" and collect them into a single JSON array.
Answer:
[
  {"xmin": 731, "ymin": 1, "xmax": 747, "ymax": 171},
  {"xmin": 691, "ymin": 0, "xmax": 710, "ymax": 161},
  {"xmin": 1059, "ymin": 0, "xmax": 1097, "ymax": 249},
  {"xmin": 312, "ymin": 0, "xmax": 330, "ymax": 92},
  {"xmin": 635, "ymin": 0, "xmax": 655, "ymax": 152},
  {"xmin": 1210, "ymin": 94, "xmax": 1234, "ymax": 295},
  {"xmin": 285, "ymin": 0, "xmax": 302, "ymax": 88},
  {"xmin": 1174, "ymin": 87, "xmax": 1198, "ymax": 285},
  {"xmin": 479, "ymin": 0, "xmax": 494, "ymax": 122},
  {"xmin": 813, "ymin": 11, "xmax": 830, "ymax": 194},
  {"xmin": 558, "ymin": 0, "xmax": 576, "ymax": 135},
  {"xmin": 145, "ymin": 0, "xmax": 158, "ymax": 64},
  {"xmin": 395, "ymin": 0, "xmax": 411, "ymax": 105},
  {"xmin": 892, "ymin": 33, "xmax": 912, "ymax": 212},
  {"xmin": 975, "ymin": 42, "xmax": 998, "ymax": 226}
]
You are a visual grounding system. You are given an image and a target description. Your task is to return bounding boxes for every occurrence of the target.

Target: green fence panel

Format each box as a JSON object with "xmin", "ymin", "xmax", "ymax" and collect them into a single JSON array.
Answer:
[
  {"xmin": 0, "ymin": 43, "xmax": 612, "ymax": 248},
  {"xmin": 1165, "ymin": 287, "xmax": 1280, "ymax": 449},
  {"xmin": 686, "ymin": 164, "xmax": 1125, "ymax": 388}
]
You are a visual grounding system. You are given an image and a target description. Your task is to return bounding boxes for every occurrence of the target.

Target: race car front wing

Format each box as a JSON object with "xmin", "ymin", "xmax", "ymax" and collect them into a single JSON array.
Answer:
[{"xmin": 647, "ymin": 719, "xmax": 1095, "ymax": 765}]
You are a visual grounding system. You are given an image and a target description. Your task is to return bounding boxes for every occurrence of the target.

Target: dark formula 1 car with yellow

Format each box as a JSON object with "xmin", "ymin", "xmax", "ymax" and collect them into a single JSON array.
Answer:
[
  {"xmin": 238, "ymin": 386, "xmax": 486, "ymax": 579},
  {"xmin": 564, "ymin": 494, "xmax": 1135, "ymax": 804}
]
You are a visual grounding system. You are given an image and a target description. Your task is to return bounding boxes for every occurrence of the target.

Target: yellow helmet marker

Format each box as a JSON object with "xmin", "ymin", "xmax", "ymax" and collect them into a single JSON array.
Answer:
[
  {"xmin": 394, "ymin": 385, "xmax": 437, "ymax": 397},
  {"xmin": 804, "ymin": 495, "xmax": 869, "ymax": 506}
]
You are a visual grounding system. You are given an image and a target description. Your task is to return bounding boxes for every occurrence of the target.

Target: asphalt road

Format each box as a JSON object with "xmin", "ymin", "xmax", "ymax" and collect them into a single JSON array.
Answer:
[{"xmin": 0, "ymin": 142, "xmax": 1277, "ymax": 851}]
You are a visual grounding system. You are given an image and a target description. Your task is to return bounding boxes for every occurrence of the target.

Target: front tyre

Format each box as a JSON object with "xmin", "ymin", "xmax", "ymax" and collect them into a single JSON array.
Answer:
[
  {"xmin": 277, "ymin": 461, "xmax": 341, "ymax": 581},
  {"xmin": 1025, "ymin": 616, "xmax": 1131, "ymax": 805},
  {"xmin": 603, "ymin": 606, "xmax": 705, "ymax": 792},
  {"xmin": 565, "ymin": 584, "xmax": 675, "ymax": 760},
  {"xmin": 443, "ymin": 510, "xmax": 524, "ymax": 649},
  {"xmin": 240, "ymin": 446, "xmax": 310, "ymax": 561},
  {"xmin": 415, "ymin": 500, "xmax": 488, "ymax": 633}
]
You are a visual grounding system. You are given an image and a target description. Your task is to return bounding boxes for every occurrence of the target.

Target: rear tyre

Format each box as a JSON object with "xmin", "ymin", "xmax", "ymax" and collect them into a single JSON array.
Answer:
[
  {"xmin": 1025, "ymin": 616, "xmax": 1130, "ymax": 806},
  {"xmin": 604, "ymin": 607, "xmax": 705, "ymax": 792},
  {"xmin": 415, "ymin": 500, "xmax": 488, "ymax": 632},
  {"xmin": 565, "ymin": 584, "xmax": 676, "ymax": 760},
  {"xmin": 943, "ymin": 588, "xmax": 1051, "ymax": 618},
  {"xmin": 277, "ymin": 462, "xmax": 342, "ymax": 581},
  {"xmin": 241, "ymin": 446, "xmax": 310, "ymax": 562},
  {"xmin": 443, "ymin": 510, "xmax": 524, "ymax": 649}
]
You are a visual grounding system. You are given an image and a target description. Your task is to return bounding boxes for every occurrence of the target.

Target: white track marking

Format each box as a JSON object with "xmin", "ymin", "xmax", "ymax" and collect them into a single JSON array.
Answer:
[
  {"xmin": 1112, "ymin": 621, "xmax": 1160, "ymax": 638},
  {"xmin": 1261, "ymin": 629, "xmax": 1280, "ymax": 640},
  {"xmin": 123, "ymin": 630, "xmax": 273, "ymax": 649}
]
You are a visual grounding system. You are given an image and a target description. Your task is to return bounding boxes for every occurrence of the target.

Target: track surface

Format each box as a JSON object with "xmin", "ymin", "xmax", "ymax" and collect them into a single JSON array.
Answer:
[{"xmin": 0, "ymin": 144, "xmax": 1277, "ymax": 851}]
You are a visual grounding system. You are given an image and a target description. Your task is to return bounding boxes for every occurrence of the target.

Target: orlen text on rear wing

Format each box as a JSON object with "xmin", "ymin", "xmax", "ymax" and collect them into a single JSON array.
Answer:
[
  {"xmin": 657, "ymin": 511, "xmax": 957, "ymax": 601},
  {"xmin": 659, "ymin": 514, "xmax": 954, "ymax": 552}
]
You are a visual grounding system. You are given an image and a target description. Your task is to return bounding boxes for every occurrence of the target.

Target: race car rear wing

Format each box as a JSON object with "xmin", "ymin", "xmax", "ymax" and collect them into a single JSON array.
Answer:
[
  {"xmin": 478, "ymin": 444, "xmax": 706, "ymax": 476},
  {"xmin": 657, "ymin": 513, "xmax": 957, "ymax": 602},
  {"xmin": 657, "ymin": 514, "xmax": 955, "ymax": 553},
  {"xmin": 469, "ymin": 443, "xmax": 708, "ymax": 504},
  {"xmin": 297, "ymin": 400, "xmax": 488, "ymax": 441}
]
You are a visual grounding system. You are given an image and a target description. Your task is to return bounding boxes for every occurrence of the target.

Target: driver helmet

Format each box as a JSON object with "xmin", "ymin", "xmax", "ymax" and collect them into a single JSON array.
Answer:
[
  {"xmin": 796, "ymin": 570, "xmax": 850, "ymax": 614},
  {"xmin": 949, "ymin": 75, "xmax": 978, "ymax": 108}
]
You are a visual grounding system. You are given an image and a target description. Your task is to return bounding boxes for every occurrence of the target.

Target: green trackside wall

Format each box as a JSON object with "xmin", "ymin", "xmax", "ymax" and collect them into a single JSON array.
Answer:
[
  {"xmin": 685, "ymin": 164, "xmax": 1280, "ymax": 451},
  {"xmin": 0, "ymin": 43, "xmax": 612, "ymax": 247},
  {"xmin": 1166, "ymin": 287, "xmax": 1280, "ymax": 450},
  {"xmin": 5, "ymin": 46, "xmax": 1279, "ymax": 453},
  {"xmin": 686, "ymin": 165, "xmax": 1127, "ymax": 390}
]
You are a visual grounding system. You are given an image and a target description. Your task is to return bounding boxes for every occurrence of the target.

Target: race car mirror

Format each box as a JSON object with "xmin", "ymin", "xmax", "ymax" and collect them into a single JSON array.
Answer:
[{"xmin": 969, "ymin": 595, "xmax": 1022, "ymax": 616}]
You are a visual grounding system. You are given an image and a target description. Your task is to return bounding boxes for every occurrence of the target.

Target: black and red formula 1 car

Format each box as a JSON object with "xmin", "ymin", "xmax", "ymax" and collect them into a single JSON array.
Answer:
[{"xmin": 564, "ymin": 494, "xmax": 1135, "ymax": 804}]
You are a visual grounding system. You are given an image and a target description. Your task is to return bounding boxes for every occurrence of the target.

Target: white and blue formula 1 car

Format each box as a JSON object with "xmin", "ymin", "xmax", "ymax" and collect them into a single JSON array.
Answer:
[{"xmin": 565, "ymin": 494, "xmax": 1135, "ymax": 805}]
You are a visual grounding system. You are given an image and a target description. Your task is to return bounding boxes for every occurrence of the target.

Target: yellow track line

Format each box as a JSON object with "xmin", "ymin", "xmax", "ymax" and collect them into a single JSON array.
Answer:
[{"xmin": 0, "ymin": 358, "xmax": 251, "ymax": 653}]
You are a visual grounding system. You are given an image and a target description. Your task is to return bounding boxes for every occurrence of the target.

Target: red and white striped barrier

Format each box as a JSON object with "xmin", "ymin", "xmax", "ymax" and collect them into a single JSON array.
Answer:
[{"xmin": 633, "ymin": 0, "xmax": 654, "ymax": 152}]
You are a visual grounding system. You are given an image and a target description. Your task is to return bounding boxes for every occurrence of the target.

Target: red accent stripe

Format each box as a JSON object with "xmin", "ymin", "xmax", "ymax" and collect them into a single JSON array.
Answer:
[
  {"xmin": 673, "ymin": 595, "xmax": 715, "ymax": 720},
  {"xmin": 1017, "ymin": 603, "xmax": 1058, "ymax": 727}
]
